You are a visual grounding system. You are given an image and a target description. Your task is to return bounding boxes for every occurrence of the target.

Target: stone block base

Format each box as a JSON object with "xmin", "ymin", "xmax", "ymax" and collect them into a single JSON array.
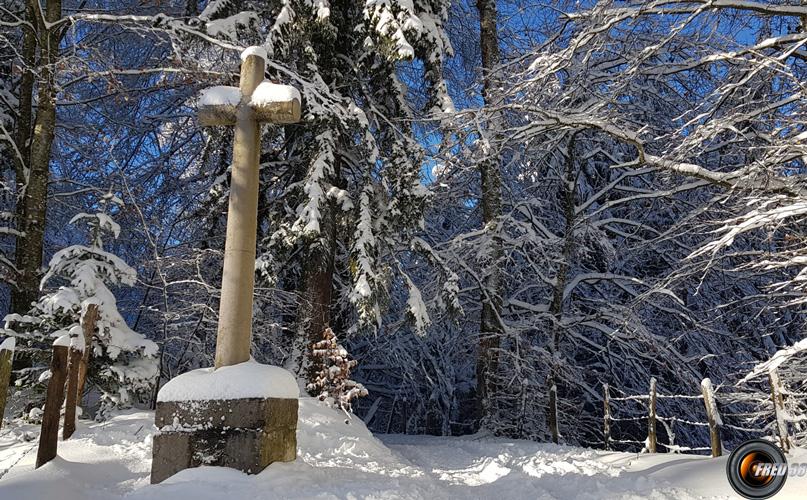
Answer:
[{"xmin": 150, "ymin": 397, "xmax": 298, "ymax": 484}]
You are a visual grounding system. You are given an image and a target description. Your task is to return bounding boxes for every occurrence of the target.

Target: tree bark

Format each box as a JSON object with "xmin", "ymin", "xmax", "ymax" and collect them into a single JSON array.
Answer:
[
  {"xmin": 545, "ymin": 132, "xmax": 579, "ymax": 440},
  {"xmin": 548, "ymin": 381, "xmax": 559, "ymax": 443},
  {"xmin": 12, "ymin": 1, "xmax": 36, "ymax": 187},
  {"xmin": 475, "ymin": 0, "xmax": 504, "ymax": 430},
  {"xmin": 297, "ymin": 211, "xmax": 337, "ymax": 388},
  {"xmin": 10, "ymin": 0, "xmax": 38, "ymax": 313},
  {"xmin": 12, "ymin": 0, "xmax": 62, "ymax": 314}
]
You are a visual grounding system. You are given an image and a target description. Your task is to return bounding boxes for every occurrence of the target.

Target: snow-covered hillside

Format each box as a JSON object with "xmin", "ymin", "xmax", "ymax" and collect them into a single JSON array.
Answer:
[{"xmin": 0, "ymin": 399, "xmax": 804, "ymax": 499}]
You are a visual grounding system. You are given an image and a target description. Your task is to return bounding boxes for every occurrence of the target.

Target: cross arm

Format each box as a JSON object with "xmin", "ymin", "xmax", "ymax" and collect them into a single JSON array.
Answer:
[
  {"xmin": 198, "ymin": 83, "xmax": 301, "ymax": 127},
  {"xmin": 198, "ymin": 86, "xmax": 241, "ymax": 126},
  {"xmin": 249, "ymin": 81, "xmax": 301, "ymax": 125}
]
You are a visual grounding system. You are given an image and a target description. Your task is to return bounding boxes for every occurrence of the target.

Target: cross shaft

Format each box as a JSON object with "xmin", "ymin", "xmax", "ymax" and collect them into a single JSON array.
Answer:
[{"xmin": 198, "ymin": 48, "xmax": 301, "ymax": 368}]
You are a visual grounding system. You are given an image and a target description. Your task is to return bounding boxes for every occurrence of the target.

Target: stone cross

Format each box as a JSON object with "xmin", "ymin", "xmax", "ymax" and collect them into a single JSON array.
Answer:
[{"xmin": 198, "ymin": 47, "xmax": 301, "ymax": 368}]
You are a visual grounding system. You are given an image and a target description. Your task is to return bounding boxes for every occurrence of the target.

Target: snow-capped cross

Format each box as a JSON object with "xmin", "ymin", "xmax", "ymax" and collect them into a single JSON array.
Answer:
[{"xmin": 198, "ymin": 46, "xmax": 301, "ymax": 369}]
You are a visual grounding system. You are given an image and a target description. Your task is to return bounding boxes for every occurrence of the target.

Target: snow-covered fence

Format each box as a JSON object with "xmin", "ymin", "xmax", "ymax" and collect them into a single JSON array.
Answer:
[
  {"xmin": 604, "ymin": 370, "xmax": 805, "ymax": 456},
  {"xmin": 700, "ymin": 379, "xmax": 722, "ymax": 458},
  {"xmin": 700, "ymin": 376, "xmax": 792, "ymax": 451},
  {"xmin": 604, "ymin": 377, "xmax": 723, "ymax": 457},
  {"xmin": 647, "ymin": 378, "xmax": 657, "ymax": 453},
  {"xmin": 768, "ymin": 369, "xmax": 791, "ymax": 453},
  {"xmin": 733, "ymin": 341, "xmax": 807, "ymax": 449},
  {"xmin": 603, "ymin": 384, "xmax": 611, "ymax": 451}
]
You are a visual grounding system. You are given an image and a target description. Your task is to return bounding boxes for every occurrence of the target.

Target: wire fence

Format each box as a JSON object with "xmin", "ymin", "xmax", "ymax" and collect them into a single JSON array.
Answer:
[{"xmin": 601, "ymin": 369, "xmax": 793, "ymax": 457}]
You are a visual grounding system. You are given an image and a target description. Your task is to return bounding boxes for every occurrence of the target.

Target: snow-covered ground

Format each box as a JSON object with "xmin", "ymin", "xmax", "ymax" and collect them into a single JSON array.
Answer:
[{"xmin": 1, "ymin": 399, "xmax": 805, "ymax": 499}]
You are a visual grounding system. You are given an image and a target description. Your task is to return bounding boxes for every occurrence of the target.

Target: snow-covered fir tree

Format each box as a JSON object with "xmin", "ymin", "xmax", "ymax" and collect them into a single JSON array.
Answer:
[
  {"xmin": 184, "ymin": 0, "xmax": 454, "ymax": 385},
  {"xmin": 3, "ymin": 197, "xmax": 158, "ymax": 417}
]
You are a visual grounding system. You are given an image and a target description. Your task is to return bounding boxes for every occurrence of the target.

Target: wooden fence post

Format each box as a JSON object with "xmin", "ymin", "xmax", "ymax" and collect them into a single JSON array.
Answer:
[
  {"xmin": 768, "ymin": 368, "xmax": 790, "ymax": 452},
  {"xmin": 77, "ymin": 303, "xmax": 98, "ymax": 403},
  {"xmin": 549, "ymin": 381, "xmax": 559, "ymax": 444},
  {"xmin": 36, "ymin": 336, "xmax": 70, "ymax": 468},
  {"xmin": 647, "ymin": 377, "xmax": 657, "ymax": 453},
  {"xmin": 0, "ymin": 338, "xmax": 15, "ymax": 432},
  {"xmin": 700, "ymin": 378, "xmax": 722, "ymax": 457},
  {"xmin": 603, "ymin": 383, "xmax": 611, "ymax": 451},
  {"xmin": 63, "ymin": 336, "xmax": 84, "ymax": 440}
]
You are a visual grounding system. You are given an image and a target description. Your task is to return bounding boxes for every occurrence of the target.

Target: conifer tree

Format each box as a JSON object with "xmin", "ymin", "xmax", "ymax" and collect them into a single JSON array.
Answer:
[
  {"xmin": 3, "ymin": 196, "xmax": 158, "ymax": 417},
  {"xmin": 307, "ymin": 327, "xmax": 367, "ymax": 416},
  {"xmin": 194, "ymin": 1, "xmax": 454, "ymax": 383}
]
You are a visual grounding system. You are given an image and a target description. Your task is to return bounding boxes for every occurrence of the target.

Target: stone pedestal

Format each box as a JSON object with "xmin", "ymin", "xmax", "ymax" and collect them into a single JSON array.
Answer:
[{"xmin": 150, "ymin": 397, "xmax": 298, "ymax": 484}]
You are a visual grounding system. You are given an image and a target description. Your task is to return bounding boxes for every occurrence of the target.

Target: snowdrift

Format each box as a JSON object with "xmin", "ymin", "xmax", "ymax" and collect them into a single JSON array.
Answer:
[{"xmin": 1, "ymin": 398, "xmax": 806, "ymax": 499}]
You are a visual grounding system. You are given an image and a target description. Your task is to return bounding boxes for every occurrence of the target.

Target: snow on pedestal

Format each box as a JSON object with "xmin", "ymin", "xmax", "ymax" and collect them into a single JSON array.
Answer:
[
  {"xmin": 157, "ymin": 360, "xmax": 299, "ymax": 402},
  {"xmin": 151, "ymin": 361, "xmax": 299, "ymax": 484}
]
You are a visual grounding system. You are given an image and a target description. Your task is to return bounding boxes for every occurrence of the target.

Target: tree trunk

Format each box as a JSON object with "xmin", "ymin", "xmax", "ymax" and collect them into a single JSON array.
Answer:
[
  {"xmin": 12, "ymin": 0, "xmax": 62, "ymax": 314},
  {"xmin": 548, "ymin": 381, "xmax": 559, "ymax": 443},
  {"xmin": 546, "ymin": 132, "xmax": 578, "ymax": 440},
  {"xmin": 12, "ymin": 0, "xmax": 36, "ymax": 188},
  {"xmin": 10, "ymin": 0, "xmax": 38, "ymax": 314},
  {"xmin": 475, "ymin": 0, "xmax": 504, "ymax": 430},
  {"xmin": 295, "ymin": 209, "xmax": 337, "ymax": 388}
]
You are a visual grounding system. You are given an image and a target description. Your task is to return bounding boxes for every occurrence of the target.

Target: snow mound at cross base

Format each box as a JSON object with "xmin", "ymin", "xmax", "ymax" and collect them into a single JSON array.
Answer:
[
  {"xmin": 132, "ymin": 398, "xmax": 437, "ymax": 500},
  {"xmin": 156, "ymin": 360, "xmax": 299, "ymax": 402}
]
